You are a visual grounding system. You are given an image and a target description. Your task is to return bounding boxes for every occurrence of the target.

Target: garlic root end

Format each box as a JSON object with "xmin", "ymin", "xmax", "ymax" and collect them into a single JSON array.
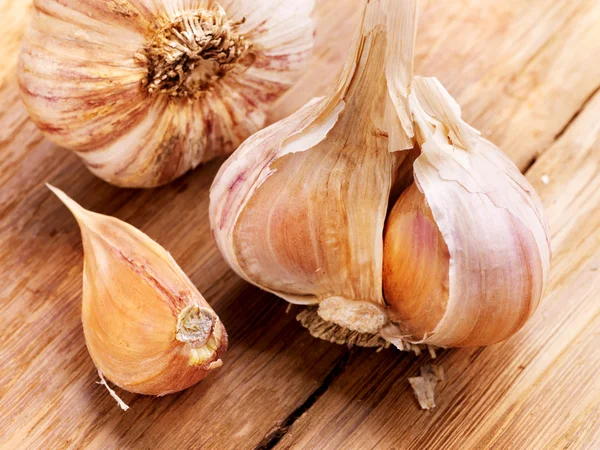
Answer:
[
  {"xmin": 317, "ymin": 297, "xmax": 388, "ymax": 335},
  {"xmin": 176, "ymin": 305, "xmax": 215, "ymax": 348},
  {"xmin": 296, "ymin": 308, "xmax": 389, "ymax": 348},
  {"xmin": 97, "ymin": 371, "xmax": 129, "ymax": 411},
  {"xmin": 177, "ymin": 305, "xmax": 225, "ymax": 368}
]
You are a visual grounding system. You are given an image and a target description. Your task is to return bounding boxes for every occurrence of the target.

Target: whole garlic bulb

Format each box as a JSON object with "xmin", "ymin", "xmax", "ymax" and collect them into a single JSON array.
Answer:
[
  {"xmin": 19, "ymin": 0, "xmax": 314, "ymax": 187},
  {"xmin": 210, "ymin": 0, "xmax": 551, "ymax": 349},
  {"xmin": 49, "ymin": 186, "xmax": 227, "ymax": 396}
]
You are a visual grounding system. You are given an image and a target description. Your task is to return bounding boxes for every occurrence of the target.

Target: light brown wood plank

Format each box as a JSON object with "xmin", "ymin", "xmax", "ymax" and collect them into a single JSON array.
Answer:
[
  {"xmin": 1, "ymin": 0, "xmax": 600, "ymax": 449},
  {"xmin": 0, "ymin": 134, "xmax": 347, "ymax": 449},
  {"xmin": 274, "ymin": 89, "xmax": 600, "ymax": 450},
  {"xmin": 417, "ymin": 0, "xmax": 600, "ymax": 170}
]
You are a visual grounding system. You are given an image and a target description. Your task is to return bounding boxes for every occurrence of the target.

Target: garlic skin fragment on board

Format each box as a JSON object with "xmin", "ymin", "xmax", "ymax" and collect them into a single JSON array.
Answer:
[
  {"xmin": 19, "ymin": 1, "xmax": 314, "ymax": 188},
  {"xmin": 49, "ymin": 186, "xmax": 227, "ymax": 396},
  {"xmin": 210, "ymin": 0, "xmax": 551, "ymax": 349}
]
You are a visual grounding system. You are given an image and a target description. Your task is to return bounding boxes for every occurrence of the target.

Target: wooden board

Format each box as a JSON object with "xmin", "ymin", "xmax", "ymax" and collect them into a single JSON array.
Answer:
[{"xmin": 0, "ymin": 1, "xmax": 599, "ymax": 449}]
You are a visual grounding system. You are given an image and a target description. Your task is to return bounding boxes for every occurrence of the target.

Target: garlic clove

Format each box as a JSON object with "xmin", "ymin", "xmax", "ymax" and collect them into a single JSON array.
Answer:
[
  {"xmin": 383, "ymin": 183, "xmax": 449, "ymax": 340},
  {"xmin": 49, "ymin": 185, "xmax": 227, "ymax": 395},
  {"xmin": 19, "ymin": 0, "xmax": 314, "ymax": 187},
  {"xmin": 383, "ymin": 77, "xmax": 551, "ymax": 347},
  {"xmin": 210, "ymin": 0, "xmax": 417, "ymax": 338}
]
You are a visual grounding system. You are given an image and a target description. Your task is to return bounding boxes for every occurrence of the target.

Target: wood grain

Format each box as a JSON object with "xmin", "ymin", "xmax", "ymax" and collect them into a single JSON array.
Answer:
[{"xmin": 0, "ymin": 0, "xmax": 599, "ymax": 449}]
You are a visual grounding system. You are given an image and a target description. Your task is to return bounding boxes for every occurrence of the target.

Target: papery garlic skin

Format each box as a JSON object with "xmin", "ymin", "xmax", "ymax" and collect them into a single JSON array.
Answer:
[
  {"xmin": 210, "ymin": 0, "xmax": 551, "ymax": 349},
  {"xmin": 49, "ymin": 186, "xmax": 227, "ymax": 395},
  {"xmin": 19, "ymin": 0, "xmax": 314, "ymax": 188},
  {"xmin": 383, "ymin": 77, "xmax": 551, "ymax": 347},
  {"xmin": 211, "ymin": 0, "xmax": 417, "ymax": 338}
]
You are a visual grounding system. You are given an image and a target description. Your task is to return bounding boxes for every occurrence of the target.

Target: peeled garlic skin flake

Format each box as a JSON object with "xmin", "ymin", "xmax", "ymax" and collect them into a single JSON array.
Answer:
[{"xmin": 19, "ymin": 0, "xmax": 314, "ymax": 187}]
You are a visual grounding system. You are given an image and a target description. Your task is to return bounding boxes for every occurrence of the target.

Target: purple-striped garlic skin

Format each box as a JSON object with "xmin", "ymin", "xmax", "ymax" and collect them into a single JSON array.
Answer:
[{"xmin": 19, "ymin": 0, "xmax": 314, "ymax": 187}]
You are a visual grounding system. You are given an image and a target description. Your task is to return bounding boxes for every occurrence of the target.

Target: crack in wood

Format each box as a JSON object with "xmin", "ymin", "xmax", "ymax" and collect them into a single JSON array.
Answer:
[
  {"xmin": 553, "ymin": 85, "xmax": 600, "ymax": 143},
  {"xmin": 523, "ymin": 84, "xmax": 600, "ymax": 177},
  {"xmin": 522, "ymin": 155, "xmax": 538, "ymax": 174},
  {"xmin": 254, "ymin": 350, "xmax": 353, "ymax": 450}
]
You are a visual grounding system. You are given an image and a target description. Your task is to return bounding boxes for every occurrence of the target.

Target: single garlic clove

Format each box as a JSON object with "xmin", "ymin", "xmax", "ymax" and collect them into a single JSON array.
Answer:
[
  {"xmin": 48, "ymin": 185, "xmax": 227, "ymax": 395},
  {"xmin": 383, "ymin": 183, "xmax": 450, "ymax": 340},
  {"xmin": 19, "ymin": 0, "xmax": 314, "ymax": 187},
  {"xmin": 383, "ymin": 77, "xmax": 551, "ymax": 347},
  {"xmin": 210, "ymin": 0, "xmax": 419, "ymax": 341}
]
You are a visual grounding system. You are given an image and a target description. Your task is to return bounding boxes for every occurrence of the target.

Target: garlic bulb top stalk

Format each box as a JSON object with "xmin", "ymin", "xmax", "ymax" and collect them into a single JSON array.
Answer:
[
  {"xmin": 49, "ymin": 186, "xmax": 227, "ymax": 395},
  {"xmin": 210, "ymin": 0, "xmax": 551, "ymax": 349},
  {"xmin": 19, "ymin": 0, "xmax": 314, "ymax": 187}
]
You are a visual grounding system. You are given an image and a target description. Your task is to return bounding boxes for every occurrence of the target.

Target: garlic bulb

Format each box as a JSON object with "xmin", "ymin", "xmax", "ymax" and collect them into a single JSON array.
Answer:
[
  {"xmin": 49, "ymin": 186, "xmax": 227, "ymax": 396},
  {"xmin": 19, "ymin": 1, "xmax": 314, "ymax": 188},
  {"xmin": 210, "ymin": 0, "xmax": 551, "ymax": 349}
]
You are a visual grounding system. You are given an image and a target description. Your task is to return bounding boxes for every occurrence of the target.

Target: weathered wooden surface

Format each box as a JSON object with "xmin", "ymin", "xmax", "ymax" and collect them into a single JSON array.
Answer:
[{"xmin": 0, "ymin": 0, "xmax": 599, "ymax": 449}]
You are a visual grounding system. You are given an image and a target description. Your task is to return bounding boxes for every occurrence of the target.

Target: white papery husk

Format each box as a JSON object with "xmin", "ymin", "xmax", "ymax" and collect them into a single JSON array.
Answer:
[
  {"xmin": 210, "ymin": 0, "xmax": 551, "ymax": 348},
  {"xmin": 381, "ymin": 77, "xmax": 551, "ymax": 348},
  {"xmin": 18, "ymin": 0, "xmax": 314, "ymax": 187}
]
